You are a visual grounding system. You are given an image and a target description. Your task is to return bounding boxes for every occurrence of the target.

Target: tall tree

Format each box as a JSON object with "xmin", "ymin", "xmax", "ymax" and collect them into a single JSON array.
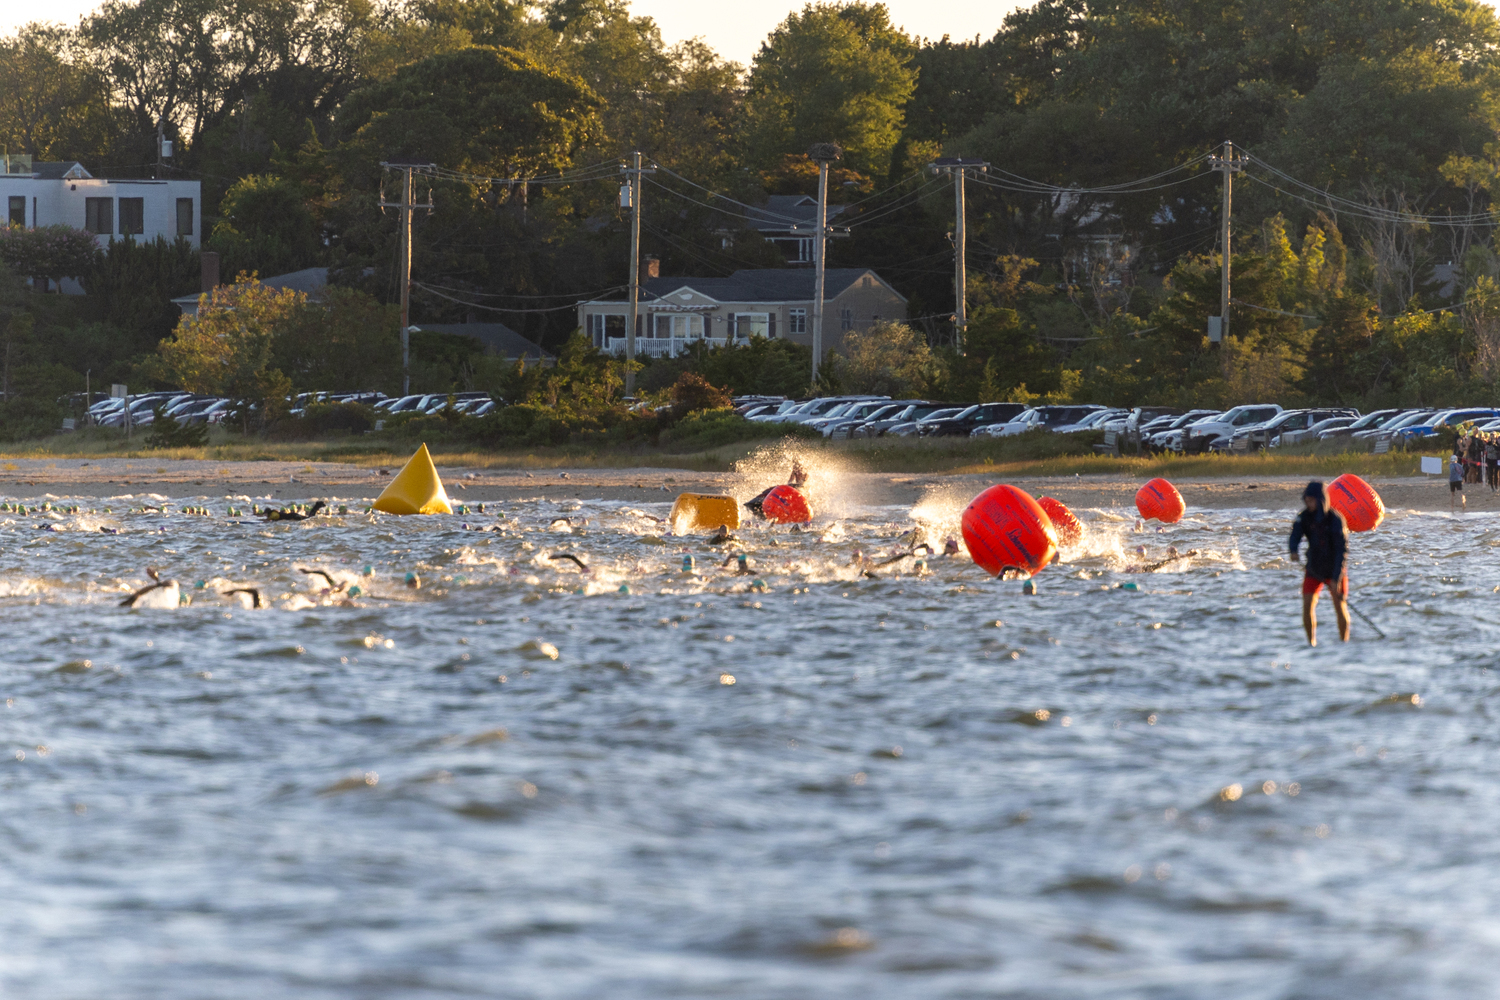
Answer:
[{"xmin": 742, "ymin": 2, "xmax": 917, "ymax": 179}]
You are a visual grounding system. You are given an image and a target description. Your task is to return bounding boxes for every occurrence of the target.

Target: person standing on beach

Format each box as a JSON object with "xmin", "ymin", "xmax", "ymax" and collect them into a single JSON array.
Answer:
[
  {"xmin": 1486, "ymin": 438, "xmax": 1498, "ymax": 492},
  {"xmin": 1289, "ymin": 481, "xmax": 1349, "ymax": 646},
  {"xmin": 1451, "ymin": 452, "xmax": 1466, "ymax": 513}
]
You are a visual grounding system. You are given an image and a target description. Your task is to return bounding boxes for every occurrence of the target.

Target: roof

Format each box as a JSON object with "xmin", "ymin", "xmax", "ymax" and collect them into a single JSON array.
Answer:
[
  {"xmin": 261, "ymin": 267, "xmax": 330, "ymax": 295},
  {"xmin": 25, "ymin": 162, "xmax": 92, "ymax": 180},
  {"xmin": 741, "ymin": 195, "xmax": 848, "ymax": 232},
  {"xmin": 414, "ymin": 322, "xmax": 553, "ymax": 360},
  {"xmin": 585, "ymin": 268, "xmax": 904, "ymax": 305}
]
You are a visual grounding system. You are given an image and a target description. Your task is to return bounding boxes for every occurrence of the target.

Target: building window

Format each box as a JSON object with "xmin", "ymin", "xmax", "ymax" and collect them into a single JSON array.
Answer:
[
  {"xmin": 653, "ymin": 314, "xmax": 703, "ymax": 338},
  {"xmin": 798, "ymin": 238, "xmax": 812, "ymax": 262},
  {"xmin": 840, "ymin": 307, "xmax": 853, "ymax": 331},
  {"xmin": 176, "ymin": 198, "xmax": 193, "ymax": 236},
  {"xmin": 604, "ymin": 314, "xmax": 626, "ymax": 343},
  {"xmin": 788, "ymin": 308, "xmax": 807, "ymax": 334},
  {"xmin": 733, "ymin": 313, "xmax": 770, "ymax": 338},
  {"xmin": 119, "ymin": 197, "xmax": 144, "ymax": 236},
  {"xmin": 7, "ymin": 197, "xmax": 22, "ymax": 227},
  {"xmin": 85, "ymin": 197, "xmax": 112, "ymax": 235}
]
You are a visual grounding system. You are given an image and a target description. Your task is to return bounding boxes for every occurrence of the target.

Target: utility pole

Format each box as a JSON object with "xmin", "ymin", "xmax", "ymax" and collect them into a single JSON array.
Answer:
[
  {"xmin": 930, "ymin": 157, "xmax": 989, "ymax": 351},
  {"xmin": 808, "ymin": 143, "xmax": 842, "ymax": 386},
  {"xmin": 621, "ymin": 152, "xmax": 655, "ymax": 397},
  {"xmin": 1208, "ymin": 141, "xmax": 1243, "ymax": 346},
  {"xmin": 380, "ymin": 162, "xmax": 435, "ymax": 395}
]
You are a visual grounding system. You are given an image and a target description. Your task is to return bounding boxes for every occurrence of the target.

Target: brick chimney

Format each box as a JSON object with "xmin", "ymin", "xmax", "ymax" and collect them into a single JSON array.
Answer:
[
  {"xmin": 201, "ymin": 251, "xmax": 220, "ymax": 293},
  {"xmin": 642, "ymin": 255, "xmax": 660, "ymax": 281}
]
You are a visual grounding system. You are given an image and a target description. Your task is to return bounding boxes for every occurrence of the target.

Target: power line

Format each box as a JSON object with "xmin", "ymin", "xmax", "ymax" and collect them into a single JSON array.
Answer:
[{"xmin": 410, "ymin": 281, "xmax": 600, "ymax": 313}]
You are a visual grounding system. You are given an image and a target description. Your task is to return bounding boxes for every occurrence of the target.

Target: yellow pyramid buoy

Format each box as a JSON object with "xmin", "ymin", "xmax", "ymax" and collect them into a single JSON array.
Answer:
[{"xmin": 372, "ymin": 443, "xmax": 452, "ymax": 515}]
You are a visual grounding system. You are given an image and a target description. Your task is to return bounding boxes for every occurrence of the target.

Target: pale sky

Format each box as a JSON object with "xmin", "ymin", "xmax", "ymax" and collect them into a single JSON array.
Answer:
[{"xmin": 1, "ymin": 1, "xmax": 1020, "ymax": 63}]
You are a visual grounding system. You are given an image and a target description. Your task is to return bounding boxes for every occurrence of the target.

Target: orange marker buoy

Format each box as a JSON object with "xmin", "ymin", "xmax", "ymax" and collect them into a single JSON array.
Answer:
[
  {"xmin": 1328, "ymin": 473, "xmax": 1384, "ymax": 532},
  {"xmin": 761, "ymin": 485, "xmax": 811, "ymax": 523},
  {"xmin": 961, "ymin": 485, "xmax": 1059, "ymax": 578},
  {"xmin": 1037, "ymin": 497, "xmax": 1083, "ymax": 546},
  {"xmin": 1135, "ymin": 477, "xmax": 1185, "ymax": 524}
]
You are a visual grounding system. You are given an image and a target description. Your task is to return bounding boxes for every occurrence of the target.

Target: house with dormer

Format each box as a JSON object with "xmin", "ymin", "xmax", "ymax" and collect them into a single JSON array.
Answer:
[
  {"xmin": 1, "ymin": 155, "xmax": 200, "ymax": 252},
  {"xmin": 576, "ymin": 264, "xmax": 906, "ymax": 360}
]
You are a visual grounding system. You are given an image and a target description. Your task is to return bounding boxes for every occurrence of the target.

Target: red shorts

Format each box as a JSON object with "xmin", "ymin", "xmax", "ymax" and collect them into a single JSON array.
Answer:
[{"xmin": 1302, "ymin": 572, "xmax": 1347, "ymax": 597}]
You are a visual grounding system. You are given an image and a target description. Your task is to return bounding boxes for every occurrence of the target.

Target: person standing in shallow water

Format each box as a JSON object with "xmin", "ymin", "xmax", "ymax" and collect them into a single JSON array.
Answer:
[
  {"xmin": 1289, "ymin": 481, "xmax": 1350, "ymax": 646},
  {"xmin": 1450, "ymin": 452, "xmax": 1466, "ymax": 514}
]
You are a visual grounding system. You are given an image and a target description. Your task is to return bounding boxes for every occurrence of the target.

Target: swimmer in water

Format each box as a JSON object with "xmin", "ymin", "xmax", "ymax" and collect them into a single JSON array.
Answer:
[
  {"xmin": 120, "ymin": 567, "xmax": 180, "ymax": 608},
  {"xmin": 298, "ymin": 567, "xmax": 348, "ymax": 594},
  {"xmin": 222, "ymin": 586, "xmax": 266, "ymax": 609},
  {"xmin": 720, "ymin": 553, "xmax": 753, "ymax": 574},
  {"xmin": 1289, "ymin": 480, "xmax": 1349, "ymax": 646},
  {"xmin": 746, "ymin": 460, "xmax": 811, "ymax": 518},
  {"xmin": 262, "ymin": 501, "xmax": 326, "ymax": 522},
  {"xmin": 943, "ymin": 538, "xmax": 960, "ymax": 557},
  {"xmin": 549, "ymin": 553, "xmax": 589, "ymax": 573},
  {"xmin": 1125, "ymin": 547, "xmax": 1200, "ymax": 573},
  {"xmin": 708, "ymin": 524, "xmax": 739, "ymax": 545}
]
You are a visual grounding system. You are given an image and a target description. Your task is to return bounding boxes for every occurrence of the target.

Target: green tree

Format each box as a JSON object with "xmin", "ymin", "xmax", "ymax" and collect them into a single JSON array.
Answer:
[
  {"xmin": 833, "ymin": 320, "xmax": 941, "ymax": 396},
  {"xmin": 272, "ymin": 286, "xmax": 401, "ymax": 392},
  {"xmin": 0, "ymin": 24, "xmax": 120, "ymax": 163},
  {"xmin": 150, "ymin": 277, "xmax": 301, "ymax": 430},
  {"xmin": 78, "ymin": 235, "xmax": 199, "ymax": 357},
  {"xmin": 336, "ymin": 46, "xmax": 601, "ymax": 177},
  {"xmin": 208, "ymin": 174, "xmax": 322, "ymax": 278},
  {"xmin": 743, "ymin": 2, "xmax": 917, "ymax": 178}
]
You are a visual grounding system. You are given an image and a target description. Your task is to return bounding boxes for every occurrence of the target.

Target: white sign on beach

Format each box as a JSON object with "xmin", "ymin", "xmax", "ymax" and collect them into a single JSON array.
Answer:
[{"xmin": 1421, "ymin": 456, "xmax": 1442, "ymax": 475}]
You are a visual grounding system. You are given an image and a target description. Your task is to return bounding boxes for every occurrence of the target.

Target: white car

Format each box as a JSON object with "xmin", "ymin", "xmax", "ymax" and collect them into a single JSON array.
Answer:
[{"xmin": 1177, "ymin": 403, "xmax": 1284, "ymax": 454}]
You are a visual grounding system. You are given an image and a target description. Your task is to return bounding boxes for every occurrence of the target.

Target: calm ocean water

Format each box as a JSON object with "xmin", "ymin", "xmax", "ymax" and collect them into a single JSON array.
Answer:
[{"xmin": 1, "ymin": 485, "xmax": 1495, "ymax": 998}]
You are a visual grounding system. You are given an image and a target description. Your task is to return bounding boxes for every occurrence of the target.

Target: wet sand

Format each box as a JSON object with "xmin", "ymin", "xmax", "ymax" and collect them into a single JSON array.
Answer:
[{"xmin": 0, "ymin": 458, "xmax": 1482, "ymax": 514}]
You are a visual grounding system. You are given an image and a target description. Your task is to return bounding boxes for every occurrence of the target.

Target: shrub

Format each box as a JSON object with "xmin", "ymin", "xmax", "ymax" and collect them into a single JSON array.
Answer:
[
  {"xmin": 145, "ymin": 405, "xmax": 209, "ymax": 449},
  {"xmin": 669, "ymin": 371, "xmax": 732, "ymax": 415}
]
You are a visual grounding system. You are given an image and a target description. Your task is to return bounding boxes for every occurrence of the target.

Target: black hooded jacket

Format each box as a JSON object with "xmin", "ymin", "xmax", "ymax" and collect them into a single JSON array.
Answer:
[{"xmin": 1288, "ymin": 481, "xmax": 1348, "ymax": 580}]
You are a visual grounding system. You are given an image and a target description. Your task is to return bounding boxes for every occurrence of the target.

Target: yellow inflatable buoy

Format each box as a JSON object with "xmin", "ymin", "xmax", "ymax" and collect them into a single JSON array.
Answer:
[
  {"xmin": 670, "ymin": 493, "xmax": 740, "ymax": 534},
  {"xmin": 372, "ymin": 443, "xmax": 453, "ymax": 515}
]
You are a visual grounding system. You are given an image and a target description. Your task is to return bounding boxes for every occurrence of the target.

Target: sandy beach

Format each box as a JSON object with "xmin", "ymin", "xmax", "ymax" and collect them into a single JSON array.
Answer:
[{"xmin": 0, "ymin": 456, "xmax": 1482, "ymax": 514}]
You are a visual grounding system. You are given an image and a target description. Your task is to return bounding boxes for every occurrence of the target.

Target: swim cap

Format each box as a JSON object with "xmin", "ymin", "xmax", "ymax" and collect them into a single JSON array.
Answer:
[{"xmin": 1303, "ymin": 481, "xmax": 1324, "ymax": 498}]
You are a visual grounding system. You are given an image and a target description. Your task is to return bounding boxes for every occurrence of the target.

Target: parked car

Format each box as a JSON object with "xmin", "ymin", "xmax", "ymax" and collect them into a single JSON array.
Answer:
[
  {"xmin": 919, "ymin": 402, "xmax": 1026, "ymax": 437},
  {"xmin": 1389, "ymin": 407, "xmax": 1500, "ymax": 443},
  {"xmin": 804, "ymin": 399, "xmax": 894, "ymax": 433},
  {"xmin": 1054, "ymin": 407, "xmax": 1127, "ymax": 434},
  {"xmin": 1353, "ymin": 409, "xmax": 1434, "ymax": 444},
  {"xmin": 1145, "ymin": 410, "xmax": 1222, "ymax": 452},
  {"xmin": 974, "ymin": 404, "xmax": 1107, "ymax": 437},
  {"xmin": 886, "ymin": 408, "xmax": 966, "ymax": 437},
  {"xmin": 1318, "ymin": 408, "xmax": 1406, "ymax": 441},
  {"xmin": 1226, "ymin": 408, "xmax": 1358, "ymax": 450},
  {"xmin": 823, "ymin": 401, "xmax": 921, "ymax": 439},
  {"xmin": 853, "ymin": 402, "xmax": 957, "ymax": 437},
  {"xmin": 1280, "ymin": 415, "xmax": 1357, "ymax": 445},
  {"xmin": 1176, "ymin": 404, "xmax": 1284, "ymax": 453}
]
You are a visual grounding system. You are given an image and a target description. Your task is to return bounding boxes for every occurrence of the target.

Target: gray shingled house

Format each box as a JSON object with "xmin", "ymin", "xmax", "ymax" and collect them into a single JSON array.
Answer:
[{"xmin": 576, "ymin": 267, "xmax": 906, "ymax": 360}]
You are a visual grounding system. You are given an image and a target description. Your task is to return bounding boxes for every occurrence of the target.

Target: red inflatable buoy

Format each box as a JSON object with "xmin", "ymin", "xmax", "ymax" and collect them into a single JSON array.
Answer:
[
  {"xmin": 961, "ymin": 485, "xmax": 1059, "ymax": 577},
  {"xmin": 1327, "ymin": 473, "xmax": 1384, "ymax": 532},
  {"xmin": 1037, "ymin": 497, "xmax": 1083, "ymax": 546},
  {"xmin": 761, "ymin": 484, "xmax": 811, "ymax": 523},
  {"xmin": 1135, "ymin": 477, "xmax": 1185, "ymax": 524}
]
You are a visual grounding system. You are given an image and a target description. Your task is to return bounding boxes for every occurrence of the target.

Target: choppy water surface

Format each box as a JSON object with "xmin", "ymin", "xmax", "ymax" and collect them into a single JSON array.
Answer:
[{"xmin": 1, "ymin": 478, "xmax": 1497, "ymax": 998}]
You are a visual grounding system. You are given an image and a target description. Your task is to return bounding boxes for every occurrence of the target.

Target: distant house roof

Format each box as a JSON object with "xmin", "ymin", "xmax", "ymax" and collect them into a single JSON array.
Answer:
[
  {"xmin": 741, "ymin": 195, "xmax": 848, "ymax": 233},
  {"xmin": 586, "ymin": 268, "xmax": 903, "ymax": 305},
  {"xmin": 172, "ymin": 267, "xmax": 352, "ymax": 315},
  {"xmin": 414, "ymin": 322, "xmax": 553, "ymax": 360},
  {"xmin": 30, "ymin": 162, "xmax": 92, "ymax": 180}
]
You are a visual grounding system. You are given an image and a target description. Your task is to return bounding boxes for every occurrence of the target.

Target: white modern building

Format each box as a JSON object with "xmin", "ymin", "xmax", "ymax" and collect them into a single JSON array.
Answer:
[{"xmin": 1, "ymin": 155, "xmax": 200, "ymax": 248}]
